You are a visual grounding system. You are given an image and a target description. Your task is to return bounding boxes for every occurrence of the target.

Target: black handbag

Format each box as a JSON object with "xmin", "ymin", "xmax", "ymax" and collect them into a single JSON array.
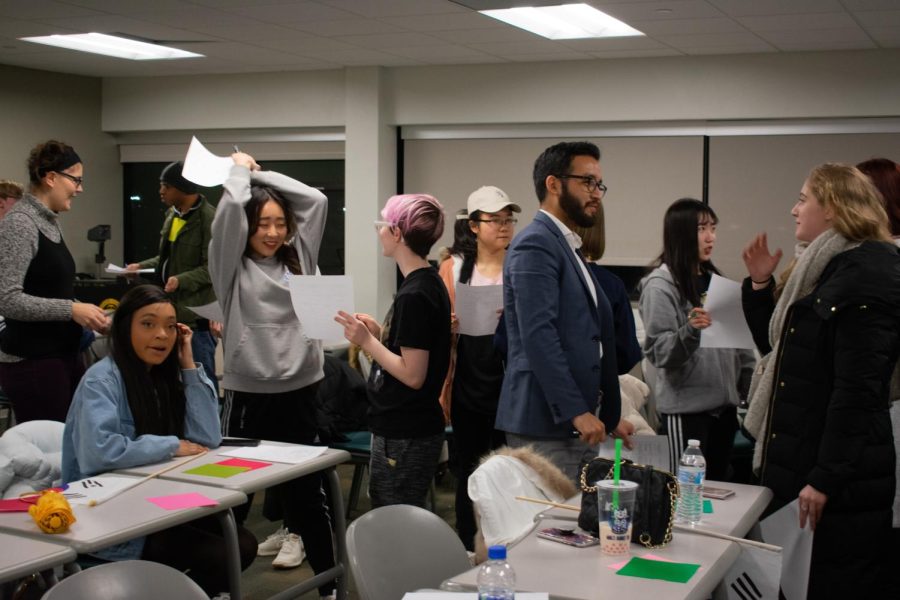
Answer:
[{"xmin": 577, "ymin": 456, "xmax": 679, "ymax": 548}]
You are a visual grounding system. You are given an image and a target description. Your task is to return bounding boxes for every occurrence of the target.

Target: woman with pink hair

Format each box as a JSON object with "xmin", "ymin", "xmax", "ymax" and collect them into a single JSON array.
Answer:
[{"xmin": 336, "ymin": 194, "xmax": 451, "ymax": 507}]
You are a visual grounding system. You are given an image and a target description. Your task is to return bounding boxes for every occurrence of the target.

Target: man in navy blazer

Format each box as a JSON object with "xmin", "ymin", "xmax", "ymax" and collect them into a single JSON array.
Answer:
[{"xmin": 496, "ymin": 141, "xmax": 634, "ymax": 479}]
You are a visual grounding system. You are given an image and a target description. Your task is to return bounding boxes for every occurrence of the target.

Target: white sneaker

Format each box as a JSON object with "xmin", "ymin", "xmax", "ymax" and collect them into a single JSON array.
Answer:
[
  {"xmin": 257, "ymin": 526, "xmax": 288, "ymax": 557},
  {"xmin": 272, "ymin": 533, "xmax": 305, "ymax": 569},
  {"xmin": 210, "ymin": 594, "xmax": 230, "ymax": 600}
]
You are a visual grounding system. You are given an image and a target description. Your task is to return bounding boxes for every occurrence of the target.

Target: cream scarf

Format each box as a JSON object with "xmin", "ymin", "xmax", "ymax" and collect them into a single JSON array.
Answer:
[{"xmin": 744, "ymin": 229, "xmax": 858, "ymax": 472}]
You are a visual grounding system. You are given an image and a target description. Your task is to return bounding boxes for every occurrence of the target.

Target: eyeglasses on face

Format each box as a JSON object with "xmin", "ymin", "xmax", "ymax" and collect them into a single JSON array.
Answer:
[
  {"xmin": 373, "ymin": 220, "xmax": 392, "ymax": 232},
  {"xmin": 54, "ymin": 171, "xmax": 84, "ymax": 187},
  {"xmin": 475, "ymin": 217, "xmax": 518, "ymax": 227},
  {"xmin": 557, "ymin": 174, "xmax": 607, "ymax": 195}
]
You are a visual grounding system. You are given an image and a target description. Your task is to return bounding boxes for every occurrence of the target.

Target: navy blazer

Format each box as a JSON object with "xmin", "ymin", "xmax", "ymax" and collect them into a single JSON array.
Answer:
[{"xmin": 496, "ymin": 211, "xmax": 621, "ymax": 438}]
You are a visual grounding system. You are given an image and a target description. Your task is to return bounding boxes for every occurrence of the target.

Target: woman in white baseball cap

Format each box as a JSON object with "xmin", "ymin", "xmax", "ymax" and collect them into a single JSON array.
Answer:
[{"xmin": 438, "ymin": 185, "xmax": 519, "ymax": 550}]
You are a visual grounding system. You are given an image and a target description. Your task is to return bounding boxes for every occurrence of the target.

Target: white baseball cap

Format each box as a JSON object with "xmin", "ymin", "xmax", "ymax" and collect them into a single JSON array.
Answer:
[{"xmin": 467, "ymin": 185, "xmax": 521, "ymax": 217}]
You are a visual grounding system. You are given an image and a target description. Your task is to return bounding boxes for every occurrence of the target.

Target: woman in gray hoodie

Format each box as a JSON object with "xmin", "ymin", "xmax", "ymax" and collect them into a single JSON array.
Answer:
[
  {"xmin": 638, "ymin": 198, "xmax": 754, "ymax": 479},
  {"xmin": 209, "ymin": 152, "xmax": 335, "ymax": 599}
]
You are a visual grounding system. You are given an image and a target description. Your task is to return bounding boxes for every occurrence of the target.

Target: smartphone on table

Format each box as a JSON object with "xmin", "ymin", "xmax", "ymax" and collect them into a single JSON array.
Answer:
[
  {"xmin": 220, "ymin": 437, "xmax": 261, "ymax": 447},
  {"xmin": 536, "ymin": 527, "xmax": 600, "ymax": 548},
  {"xmin": 702, "ymin": 486, "xmax": 735, "ymax": 499}
]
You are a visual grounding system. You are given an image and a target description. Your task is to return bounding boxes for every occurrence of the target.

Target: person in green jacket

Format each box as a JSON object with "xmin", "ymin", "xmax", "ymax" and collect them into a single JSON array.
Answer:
[{"xmin": 127, "ymin": 161, "xmax": 218, "ymax": 389}]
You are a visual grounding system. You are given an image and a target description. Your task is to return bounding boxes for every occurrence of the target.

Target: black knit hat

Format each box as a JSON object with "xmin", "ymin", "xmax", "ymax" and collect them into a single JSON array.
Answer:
[{"xmin": 159, "ymin": 161, "xmax": 198, "ymax": 194}]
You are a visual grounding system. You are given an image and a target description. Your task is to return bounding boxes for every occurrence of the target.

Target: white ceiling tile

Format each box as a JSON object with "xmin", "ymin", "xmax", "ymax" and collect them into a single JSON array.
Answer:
[
  {"xmin": 588, "ymin": 48, "xmax": 683, "ymax": 59},
  {"xmin": 317, "ymin": 0, "xmax": 468, "ymax": 18},
  {"xmin": 428, "ymin": 27, "xmax": 541, "ymax": 44},
  {"xmin": 737, "ymin": 12, "xmax": 859, "ymax": 31},
  {"xmin": 0, "ymin": 0, "xmax": 104, "ymax": 19},
  {"xmin": 821, "ymin": 0, "xmax": 900, "ymax": 10},
  {"xmin": 378, "ymin": 11, "xmax": 503, "ymax": 32},
  {"xmin": 707, "ymin": 0, "xmax": 844, "ymax": 18},
  {"xmin": 253, "ymin": 36, "xmax": 362, "ymax": 54},
  {"xmin": 385, "ymin": 44, "xmax": 494, "ymax": 60},
  {"xmin": 35, "ymin": 15, "xmax": 218, "ymax": 42},
  {"xmin": 287, "ymin": 18, "xmax": 405, "ymax": 36},
  {"xmin": 126, "ymin": 7, "xmax": 248, "ymax": 29},
  {"xmin": 767, "ymin": 39, "xmax": 877, "ymax": 51},
  {"xmin": 853, "ymin": 10, "xmax": 900, "ymax": 27},
  {"xmin": 657, "ymin": 31, "xmax": 769, "ymax": 48},
  {"xmin": 504, "ymin": 51, "xmax": 594, "ymax": 62},
  {"xmin": 681, "ymin": 44, "xmax": 777, "ymax": 55},
  {"xmin": 867, "ymin": 26, "xmax": 900, "ymax": 45},
  {"xmin": 62, "ymin": 0, "xmax": 192, "ymax": 13},
  {"xmin": 0, "ymin": 18, "xmax": 78, "ymax": 37},
  {"xmin": 224, "ymin": 2, "xmax": 359, "ymax": 23},
  {"xmin": 758, "ymin": 27, "xmax": 874, "ymax": 46},
  {"xmin": 630, "ymin": 17, "xmax": 745, "ymax": 36},
  {"xmin": 594, "ymin": 1, "xmax": 728, "ymax": 22},
  {"xmin": 334, "ymin": 31, "xmax": 442, "ymax": 49},
  {"xmin": 467, "ymin": 39, "xmax": 577, "ymax": 56},
  {"xmin": 560, "ymin": 37, "xmax": 670, "ymax": 52}
]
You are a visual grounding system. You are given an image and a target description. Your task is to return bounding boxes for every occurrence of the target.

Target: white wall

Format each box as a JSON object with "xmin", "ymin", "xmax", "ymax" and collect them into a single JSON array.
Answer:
[
  {"xmin": 0, "ymin": 64, "xmax": 121, "ymax": 274},
  {"xmin": 76, "ymin": 49, "xmax": 900, "ymax": 312}
]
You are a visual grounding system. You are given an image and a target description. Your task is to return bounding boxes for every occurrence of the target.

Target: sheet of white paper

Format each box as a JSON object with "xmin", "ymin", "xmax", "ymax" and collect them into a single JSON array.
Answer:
[
  {"xmin": 288, "ymin": 275, "xmax": 354, "ymax": 343},
  {"xmin": 220, "ymin": 444, "xmax": 328, "ymax": 464},
  {"xmin": 454, "ymin": 283, "xmax": 503, "ymax": 337},
  {"xmin": 759, "ymin": 499, "xmax": 813, "ymax": 600},
  {"xmin": 63, "ymin": 475, "xmax": 138, "ymax": 505},
  {"xmin": 598, "ymin": 435, "xmax": 671, "ymax": 472},
  {"xmin": 187, "ymin": 301, "xmax": 224, "ymax": 323},
  {"xmin": 700, "ymin": 274, "xmax": 756, "ymax": 350},
  {"xmin": 402, "ymin": 594, "xmax": 547, "ymax": 600},
  {"xmin": 105, "ymin": 263, "xmax": 153, "ymax": 274},
  {"xmin": 182, "ymin": 136, "xmax": 233, "ymax": 187}
]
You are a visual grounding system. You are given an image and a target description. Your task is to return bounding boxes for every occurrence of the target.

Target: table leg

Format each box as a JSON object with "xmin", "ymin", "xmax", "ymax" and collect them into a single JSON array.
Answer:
[
  {"xmin": 326, "ymin": 466, "xmax": 349, "ymax": 600},
  {"xmin": 216, "ymin": 508, "xmax": 242, "ymax": 600}
]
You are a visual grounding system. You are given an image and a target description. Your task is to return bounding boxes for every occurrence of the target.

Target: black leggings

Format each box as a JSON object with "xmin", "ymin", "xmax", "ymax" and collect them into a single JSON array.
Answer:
[
  {"xmin": 222, "ymin": 385, "xmax": 336, "ymax": 596},
  {"xmin": 141, "ymin": 515, "xmax": 257, "ymax": 596}
]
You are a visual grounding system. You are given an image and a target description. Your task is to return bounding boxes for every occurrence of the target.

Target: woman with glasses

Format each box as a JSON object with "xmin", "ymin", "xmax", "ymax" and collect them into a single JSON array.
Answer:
[
  {"xmin": 437, "ymin": 185, "xmax": 519, "ymax": 550},
  {"xmin": 210, "ymin": 152, "xmax": 336, "ymax": 598},
  {"xmin": 0, "ymin": 140, "xmax": 108, "ymax": 422},
  {"xmin": 741, "ymin": 164, "xmax": 900, "ymax": 596},
  {"xmin": 638, "ymin": 198, "xmax": 754, "ymax": 477}
]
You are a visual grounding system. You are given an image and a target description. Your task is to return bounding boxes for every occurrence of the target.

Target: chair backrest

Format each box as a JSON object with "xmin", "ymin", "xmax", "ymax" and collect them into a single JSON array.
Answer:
[
  {"xmin": 346, "ymin": 504, "xmax": 472, "ymax": 600},
  {"xmin": 41, "ymin": 560, "xmax": 209, "ymax": 600}
]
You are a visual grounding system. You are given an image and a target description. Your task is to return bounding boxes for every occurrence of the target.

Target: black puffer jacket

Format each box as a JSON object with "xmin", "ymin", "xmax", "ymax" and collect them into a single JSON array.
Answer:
[{"xmin": 743, "ymin": 240, "xmax": 900, "ymax": 596}]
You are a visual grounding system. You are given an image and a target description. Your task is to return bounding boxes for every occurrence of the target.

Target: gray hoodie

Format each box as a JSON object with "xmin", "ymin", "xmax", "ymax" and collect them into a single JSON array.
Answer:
[
  {"xmin": 210, "ymin": 165, "xmax": 327, "ymax": 394},
  {"xmin": 638, "ymin": 265, "xmax": 754, "ymax": 415}
]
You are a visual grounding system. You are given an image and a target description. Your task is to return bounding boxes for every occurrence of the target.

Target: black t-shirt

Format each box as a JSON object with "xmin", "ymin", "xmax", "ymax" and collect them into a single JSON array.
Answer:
[{"xmin": 367, "ymin": 267, "xmax": 452, "ymax": 438}]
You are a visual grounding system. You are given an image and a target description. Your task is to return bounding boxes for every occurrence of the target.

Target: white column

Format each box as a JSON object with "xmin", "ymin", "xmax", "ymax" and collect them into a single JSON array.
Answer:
[{"xmin": 344, "ymin": 67, "xmax": 397, "ymax": 320}]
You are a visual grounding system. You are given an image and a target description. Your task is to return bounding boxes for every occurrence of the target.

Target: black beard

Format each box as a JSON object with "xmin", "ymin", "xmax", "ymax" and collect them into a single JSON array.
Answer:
[{"xmin": 560, "ymin": 186, "xmax": 596, "ymax": 228}]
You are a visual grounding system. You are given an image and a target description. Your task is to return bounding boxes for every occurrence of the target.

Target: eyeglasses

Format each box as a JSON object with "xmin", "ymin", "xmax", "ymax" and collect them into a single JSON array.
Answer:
[
  {"xmin": 54, "ymin": 171, "xmax": 84, "ymax": 187},
  {"xmin": 475, "ymin": 217, "xmax": 518, "ymax": 227},
  {"xmin": 373, "ymin": 220, "xmax": 392, "ymax": 232},
  {"xmin": 558, "ymin": 174, "xmax": 607, "ymax": 196}
]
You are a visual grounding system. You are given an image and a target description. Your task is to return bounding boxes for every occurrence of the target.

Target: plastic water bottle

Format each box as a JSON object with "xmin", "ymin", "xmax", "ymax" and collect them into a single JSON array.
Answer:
[
  {"xmin": 477, "ymin": 545, "xmax": 515, "ymax": 600},
  {"xmin": 676, "ymin": 439, "xmax": 706, "ymax": 524}
]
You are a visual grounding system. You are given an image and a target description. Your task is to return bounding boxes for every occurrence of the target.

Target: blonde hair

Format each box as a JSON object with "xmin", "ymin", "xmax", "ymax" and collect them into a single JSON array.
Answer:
[
  {"xmin": 0, "ymin": 180, "xmax": 23, "ymax": 199},
  {"xmin": 775, "ymin": 163, "xmax": 891, "ymax": 297}
]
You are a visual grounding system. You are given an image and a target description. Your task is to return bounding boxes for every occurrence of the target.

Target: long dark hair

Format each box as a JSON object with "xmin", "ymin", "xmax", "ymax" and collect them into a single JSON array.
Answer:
[
  {"xmin": 109, "ymin": 285, "xmax": 186, "ymax": 438},
  {"xmin": 448, "ymin": 209, "xmax": 478, "ymax": 284},
  {"xmin": 658, "ymin": 198, "xmax": 721, "ymax": 307},
  {"xmin": 245, "ymin": 186, "xmax": 303, "ymax": 274}
]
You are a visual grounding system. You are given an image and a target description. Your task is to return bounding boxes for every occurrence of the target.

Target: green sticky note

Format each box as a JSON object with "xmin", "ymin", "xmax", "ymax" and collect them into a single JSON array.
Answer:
[
  {"xmin": 616, "ymin": 556, "xmax": 701, "ymax": 583},
  {"xmin": 184, "ymin": 464, "xmax": 250, "ymax": 478},
  {"xmin": 703, "ymin": 499, "xmax": 713, "ymax": 513}
]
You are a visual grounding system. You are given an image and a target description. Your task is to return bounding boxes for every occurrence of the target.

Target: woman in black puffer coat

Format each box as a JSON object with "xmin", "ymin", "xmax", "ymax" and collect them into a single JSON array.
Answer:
[{"xmin": 741, "ymin": 163, "xmax": 900, "ymax": 598}]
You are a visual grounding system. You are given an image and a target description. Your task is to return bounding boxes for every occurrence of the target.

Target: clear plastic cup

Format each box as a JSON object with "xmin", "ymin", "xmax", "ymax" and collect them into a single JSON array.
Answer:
[{"xmin": 596, "ymin": 479, "xmax": 638, "ymax": 556}]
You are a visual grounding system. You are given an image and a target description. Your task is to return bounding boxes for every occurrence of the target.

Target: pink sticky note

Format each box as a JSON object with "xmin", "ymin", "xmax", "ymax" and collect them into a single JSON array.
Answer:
[
  {"xmin": 146, "ymin": 492, "xmax": 219, "ymax": 510},
  {"xmin": 217, "ymin": 458, "xmax": 271, "ymax": 471}
]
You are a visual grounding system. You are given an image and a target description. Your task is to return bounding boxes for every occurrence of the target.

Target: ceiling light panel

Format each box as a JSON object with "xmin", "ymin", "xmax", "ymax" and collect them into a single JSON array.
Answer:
[
  {"xmin": 480, "ymin": 3, "xmax": 644, "ymax": 40},
  {"xmin": 20, "ymin": 33, "xmax": 203, "ymax": 60}
]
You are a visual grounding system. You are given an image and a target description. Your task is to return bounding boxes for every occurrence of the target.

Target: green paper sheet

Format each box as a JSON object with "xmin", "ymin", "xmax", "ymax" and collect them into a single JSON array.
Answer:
[
  {"xmin": 616, "ymin": 556, "xmax": 701, "ymax": 583},
  {"xmin": 703, "ymin": 499, "xmax": 713, "ymax": 513},
  {"xmin": 184, "ymin": 464, "xmax": 251, "ymax": 478}
]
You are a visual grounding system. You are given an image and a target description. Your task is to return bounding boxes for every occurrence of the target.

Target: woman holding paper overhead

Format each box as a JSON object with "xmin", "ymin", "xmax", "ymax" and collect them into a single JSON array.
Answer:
[
  {"xmin": 210, "ymin": 152, "xmax": 337, "ymax": 596},
  {"xmin": 638, "ymin": 198, "xmax": 754, "ymax": 478},
  {"xmin": 61, "ymin": 284, "xmax": 256, "ymax": 596},
  {"xmin": 438, "ymin": 185, "xmax": 517, "ymax": 550},
  {"xmin": 742, "ymin": 163, "xmax": 900, "ymax": 597}
]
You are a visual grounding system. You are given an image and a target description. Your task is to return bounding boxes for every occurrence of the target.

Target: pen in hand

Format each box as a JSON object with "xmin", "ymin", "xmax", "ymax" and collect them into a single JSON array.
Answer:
[{"xmin": 233, "ymin": 145, "xmax": 240, "ymax": 153}]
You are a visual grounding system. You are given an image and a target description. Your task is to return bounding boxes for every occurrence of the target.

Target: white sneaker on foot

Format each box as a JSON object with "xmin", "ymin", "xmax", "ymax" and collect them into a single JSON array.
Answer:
[
  {"xmin": 257, "ymin": 526, "xmax": 288, "ymax": 557},
  {"xmin": 272, "ymin": 533, "xmax": 305, "ymax": 569}
]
